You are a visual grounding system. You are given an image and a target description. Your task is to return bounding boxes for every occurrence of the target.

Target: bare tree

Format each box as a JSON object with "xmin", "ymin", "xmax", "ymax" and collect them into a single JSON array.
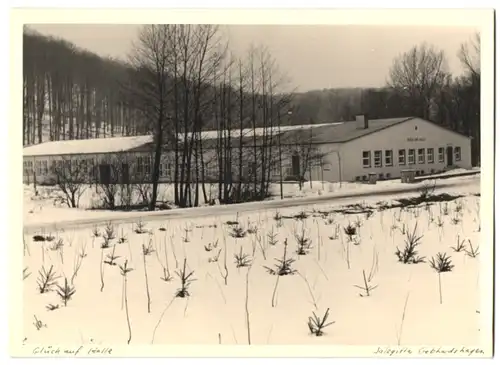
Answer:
[
  {"xmin": 53, "ymin": 157, "xmax": 89, "ymax": 208},
  {"xmin": 459, "ymin": 32, "xmax": 480, "ymax": 79},
  {"xmin": 388, "ymin": 43, "xmax": 449, "ymax": 120},
  {"xmin": 126, "ymin": 25, "xmax": 175, "ymax": 211}
]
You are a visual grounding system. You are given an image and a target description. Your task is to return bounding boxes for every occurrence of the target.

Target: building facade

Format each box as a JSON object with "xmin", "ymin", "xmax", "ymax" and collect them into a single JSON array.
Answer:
[{"xmin": 22, "ymin": 116, "xmax": 473, "ymax": 186}]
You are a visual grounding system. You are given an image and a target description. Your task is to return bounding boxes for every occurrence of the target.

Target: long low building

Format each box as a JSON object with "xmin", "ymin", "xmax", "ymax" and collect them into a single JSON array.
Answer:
[{"xmin": 22, "ymin": 115, "xmax": 473, "ymax": 185}]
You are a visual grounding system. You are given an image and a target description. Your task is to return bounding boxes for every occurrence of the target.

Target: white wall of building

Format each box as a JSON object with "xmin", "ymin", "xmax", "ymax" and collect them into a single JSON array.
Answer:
[{"xmin": 338, "ymin": 117, "xmax": 472, "ymax": 182}]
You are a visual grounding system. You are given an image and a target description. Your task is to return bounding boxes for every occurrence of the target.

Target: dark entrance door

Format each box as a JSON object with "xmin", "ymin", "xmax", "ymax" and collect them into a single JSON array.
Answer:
[
  {"xmin": 291, "ymin": 155, "xmax": 300, "ymax": 178},
  {"xmin": 99, "ymin": 164, "xmax": 111, "ymax": 185},
  {"xmin": 446, "ymin": 146, "xmax": 453, "ymax": 167}
]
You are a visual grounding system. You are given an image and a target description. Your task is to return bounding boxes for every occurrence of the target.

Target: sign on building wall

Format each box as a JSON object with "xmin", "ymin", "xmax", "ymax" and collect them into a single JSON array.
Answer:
[{"xmin": 407, "ymin": 137, "xmax": 426, "ymax": 142}]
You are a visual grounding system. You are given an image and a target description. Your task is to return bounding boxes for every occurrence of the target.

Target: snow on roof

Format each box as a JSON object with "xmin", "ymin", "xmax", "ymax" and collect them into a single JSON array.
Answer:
[
  {"xmin": 23, "ymin": 135, "xmax": 154, "ymax": 157},
  {"xmin": 177, "ymin": 123, "xmax": 343, "ymax": 140},
  {"xmin": 22, "ymin": 123, "xmax": 345, "ymax": 157}
]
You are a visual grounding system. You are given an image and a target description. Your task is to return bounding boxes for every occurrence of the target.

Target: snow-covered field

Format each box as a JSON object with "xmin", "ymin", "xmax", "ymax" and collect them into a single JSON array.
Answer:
[{"xmin": 22, "ymin": 175, "xmax": 487, "ymax": 351}]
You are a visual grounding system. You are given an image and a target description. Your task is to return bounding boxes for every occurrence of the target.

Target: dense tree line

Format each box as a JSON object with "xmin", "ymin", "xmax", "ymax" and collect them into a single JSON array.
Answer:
[{"xmin": 22, "ymin": 27, "xmax": 151, "ymax": 145}]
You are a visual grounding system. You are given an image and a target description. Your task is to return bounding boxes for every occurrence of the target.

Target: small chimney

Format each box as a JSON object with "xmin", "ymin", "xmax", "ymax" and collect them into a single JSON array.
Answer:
[{"xmin": 355, "ymin": 114, "xmax": 369, "ymax": 129}]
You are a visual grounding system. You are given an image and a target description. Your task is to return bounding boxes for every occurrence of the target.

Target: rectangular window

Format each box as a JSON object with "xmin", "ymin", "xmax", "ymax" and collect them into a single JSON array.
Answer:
[
  {"xmin": 158, "ymin": 162, "xmax": 170, "ymax": 178},
  {"xmin": 362, "ymin": 151, "xmax": 371, "ymax": 168},
  {"xmin": 87, "ymin": 159, "xmax": 94, "ymax": 177},
  {"xmin": 144, "ymin": 157, "xmax": 151, "ymax": 175},
  {"xmin": 272, "ymin": 160, "xmax": 281, "ymax": 176},
  {"xmin": 41, "ymin": 160, "xmax": 48, "ymax": 175},
  {"xmin": 408, "ymin": 149, "xmax": 415, "ymax": 165},
  {"xmin": 55, "ymin": 160, "xmax": 63, "ymax": 174},
  {"xmin": 136, "ymin": 156, "xmax": 144, "ymax": 174},
  {"xmin": 417, "ymin": 148, "xmax": 425, "ymax": 164},
  {"xmin": 64, "ymin": 160, "xmax": 72, "ymax": 174},
  {"xmin": 398, "ymin": 149, "xmax": 406, "ymax": 165},
  {"xmin": 438, "ymin": 147, "xmax": 445, "ymax": 163},
  {"xmin": 384, "ymin": 150, "xmax": 393, "ymax": 166},
  {"xmin": 35, "ymin": 161, "xmax": 42, "ymax": 175},
  {"xmin": 374, "ymin": 150, "xmax": 382, "ymax": 167},
  {"xmin": 80, "ymin": 159, "xmax": 88, "ymax": 176},
  {"xmin": 427, "ymin": 148, "xmax": 434, "ymax": 164},
  {"xmin": 454, "ymin": 146, "xmax": 461, "ymax": 161}
]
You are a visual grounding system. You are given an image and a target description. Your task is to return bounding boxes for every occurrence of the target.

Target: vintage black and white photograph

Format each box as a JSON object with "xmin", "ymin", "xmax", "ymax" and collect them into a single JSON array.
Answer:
[{"xmin": 13, "ymin": 8, "xmax": 493, "ymax": 358}]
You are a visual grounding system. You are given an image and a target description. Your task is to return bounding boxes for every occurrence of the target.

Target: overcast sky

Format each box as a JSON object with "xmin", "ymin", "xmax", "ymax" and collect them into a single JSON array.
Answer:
[{"xmin": 29, "ymin": 24, "xmax": 477, "ymax": 92}]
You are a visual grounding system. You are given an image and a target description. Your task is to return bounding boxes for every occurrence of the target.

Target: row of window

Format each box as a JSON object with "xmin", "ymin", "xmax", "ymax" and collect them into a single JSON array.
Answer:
[
  {"xmin": 362, "ymin": 147, "xmax": 462, "ymax": 168},
  {"xmin": 24, "ymin": 154, "xmax": 321, "ymax": 180}
]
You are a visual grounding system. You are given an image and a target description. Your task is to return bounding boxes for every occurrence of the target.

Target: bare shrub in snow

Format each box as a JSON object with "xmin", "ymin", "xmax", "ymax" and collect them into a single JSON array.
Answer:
[
  {"xmin": 134, "ymin": 219, "xmax": 148, "ymax": 234},
  {"xmin": 229, "ymin": 224, "xmax": 247, "ymax": 238},
  {"xmin": 53, "ymin": 157, "xmax": 88, "ymax": 208},
  {"xmin": 208, "ymin": 248, "xmax": 222, "ymax": 263},
  {"xmin": 156, "ymin": 236, "xmax": 173, "ymax": 282},
  {"xmin": 118, "ymin": 228, "xmax": 128, "ymax": 244},
  {"xmin": 343, "ymin": 223, "xmax": 357, "ymax": 242},
  {"xmin": 264, "ymin": 239, "xmax": 297, "ymax": 276},
  {"xmin": 257, "ymin": 234, "xmax": 268, "ymax": 260},
  {"xmin": 328, "ymin": 224, "xmax": 340, "ymax": 240},
  {"xmin": 307, "ymin": 308, "xmax": 335, "ymax": 337},
  {"xmin": 182, "ymin": 224, "xmax": 192, "ymax": 243},
  {"xmin": 103, "ymin": 221, "xmax": 116, "ymax": 241},
  {"xmin": 435, "ymin": 216, "xmax": 445, "ymax": 228},
  {"xmin": 246, "ymin": 220, "xmax": 258, "ymax": 235},
  {"xmin": 267, "ymin": 227, "xmax": 279, "ymax": 246},
  {"xmin": 49, "ymin": 238, "xmax": 64, "ymax": 252},
  {"xmin": 119, "ymin": 260, "xmax": 134, "ymax": 344},
  {"xmin": 101, "ymin": 236, "xmax": 112, "ymax": 249},
  {"xmin": 56, "ymin": 278, "xmax": 76, "ymax": 307},
  {"xmin": 204, "ymin": 239, "xmax": 218, "ymax": 252},
  {"xmin": 451, "ymin": 235, "xmax": 467, "ymax": 253},
  {"xmin": 429, "ymin": 252, "xmax": 454, "ymax": 304},
  {"xmin": 220, "ymin": 234, "xmax": 229, "ymax": 285},
  {"xmin": 273, "ymin": 211, "xmax": 283, "ymax": 228},
  {"xmin": 324, "ymin": 213, "xmax": 335, "ymax": 225},
  {"xmin": 419, "ymin": 179, "xmax": 436, "ymax": 199},
  {"xmin": 142, "ymin": 242, "xmax": 153, "ymax": 313},
  {"xmin": 175, "ymin": 258, "xmax": 196, "ymax": 298},
  {"xmin": 294, "ymin": 210, "xmax": 309, "ymax": 220},
  {"xmin": 464, "ymin": 240, "xmax": 479, "ymax": 258},
  {"xmin": 234, "ymin": 246, "xmax": 252, "ymax": 268},
  {"xmin": 71, "ymin": 243, "xmax": 87, "ymax": 285},
  {"xmin": 36, "ymin": 265, "xmax": 60, "ymax": 294},
  {"xmin": 395, "ymin": 223, "xmax": 426, "ymax": 264},
  {"xmin": 294, "ymin": 227, "xmax": 312, "ymax": 255},
  {"xmin": 354, "ymin": 216, "xmax": 363, "ymax": 229},
  {"xmin": 440, "ymin": 202, "xmax": 450, "ymax": 216},
  {"xmin": 104, "ymin": 245, "xmax": 120, "ymax": 266},
  {"xmin": 354, "ymin": 269, "xmax": 378, "ymax": 297}
]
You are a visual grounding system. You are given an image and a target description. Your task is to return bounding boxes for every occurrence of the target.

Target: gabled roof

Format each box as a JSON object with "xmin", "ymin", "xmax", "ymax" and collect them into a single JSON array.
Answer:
[
  {"xmin": 23, "ymin": 135, "xmax": 153, "ymax": 157},
  {"xmin": 23, "ymin": 116, "xmax": 471, "ymax": 157},
  {"xmin": 279, "ymin": 117, "xmax": 413, "ymax": 144}
]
